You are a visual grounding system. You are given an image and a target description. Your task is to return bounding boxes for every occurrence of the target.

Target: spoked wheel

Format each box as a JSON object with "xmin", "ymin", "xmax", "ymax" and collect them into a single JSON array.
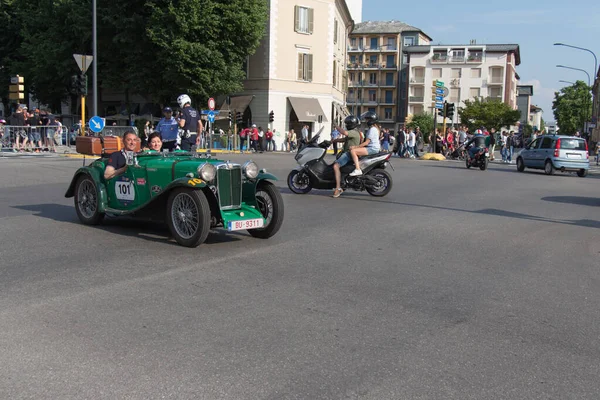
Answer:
[
  {"xmin": 74, "ymin": 175, "xmax": 105, "ymax": 225},
  {"xmin": 287, "ymin": 170, "xmax": 312, "ymax": 194},
  {"xmin": 365, "ymin": 168, "xmax": 393, "ymax": 197},
  {"xmin": 166, "ymin": 188, "xmax": 211, "ymax": 247},
  {"xmin": 516, "ymin": 157, "xmax": 525, "ymax": 172},
  {"xmin": 248, "ymin": 182, "xmax": 284, "ymax": 239}
]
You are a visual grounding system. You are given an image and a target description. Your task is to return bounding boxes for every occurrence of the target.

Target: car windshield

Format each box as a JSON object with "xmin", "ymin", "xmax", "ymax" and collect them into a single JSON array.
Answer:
[{"xmin": 560, "ymin": 138, "xmax": 586, "ymax": 150}]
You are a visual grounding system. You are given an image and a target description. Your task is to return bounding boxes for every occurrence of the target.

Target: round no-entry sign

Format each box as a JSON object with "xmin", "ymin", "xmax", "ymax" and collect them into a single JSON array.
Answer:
[{"xmin": 208, "ymin": 97, "xmax": 215, "ymax": 111}]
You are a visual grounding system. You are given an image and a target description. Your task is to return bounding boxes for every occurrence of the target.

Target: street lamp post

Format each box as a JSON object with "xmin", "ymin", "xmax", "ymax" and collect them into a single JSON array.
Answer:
[
  {"xmin": 554, "ymin": 43, "xmax": 597, "ymax": 81},
  {"xmin": 558, "ymin": 80, "xmax": 575, "ymax": 85}
]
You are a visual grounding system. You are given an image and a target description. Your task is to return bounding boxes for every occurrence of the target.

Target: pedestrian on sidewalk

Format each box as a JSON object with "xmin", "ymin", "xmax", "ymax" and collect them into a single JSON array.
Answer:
[{"xmin": 489, "ymin": 127, "xmax": 497, "ymax": 160}]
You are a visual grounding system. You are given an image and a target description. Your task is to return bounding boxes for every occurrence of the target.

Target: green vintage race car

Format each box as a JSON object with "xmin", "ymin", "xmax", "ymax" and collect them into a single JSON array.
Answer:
[{"xmin": 65, "ymin": 151, "xmax": 284, "ymax": 247}]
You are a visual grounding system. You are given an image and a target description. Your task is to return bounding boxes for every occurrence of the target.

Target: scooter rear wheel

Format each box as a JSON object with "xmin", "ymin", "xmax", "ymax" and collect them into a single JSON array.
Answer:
[{"xmin": 365, "ymin": 168, "xmax": 393, "ymax": 197}]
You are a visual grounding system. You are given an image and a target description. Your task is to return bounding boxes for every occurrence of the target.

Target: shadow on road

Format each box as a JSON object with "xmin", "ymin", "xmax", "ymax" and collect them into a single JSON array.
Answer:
[
  {"xmin": 12, "ymin": 203, "xmax": 243, "ymax": 245},
  {"xmin": 420, "ymin": 163, "xmax": 600, "ymax": 179},
  {"xmin": 541, "ymin": 196, "xmax": 600, "ymax": 207}
]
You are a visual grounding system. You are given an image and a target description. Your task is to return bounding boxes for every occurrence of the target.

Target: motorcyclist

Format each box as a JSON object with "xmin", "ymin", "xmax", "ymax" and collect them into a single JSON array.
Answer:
[
  {"xmin": 464, "ymin": 129, "xmax": 487, "ymax": 160},
  {"xmin": 176, "ymin": 94, "xmax": 203, "ymax": 151},
  {"xmin": 349, "ymin": 111, "xmax": 381, "ymax": 176},
  {"xmin": 331, "ymin": 115, "xmax": 362, "ymax": 198}
]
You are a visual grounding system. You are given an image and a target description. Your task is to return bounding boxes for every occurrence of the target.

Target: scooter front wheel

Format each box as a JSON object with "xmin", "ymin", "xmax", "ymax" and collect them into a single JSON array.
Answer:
[{"xmin": 287, "ymin": 170, "xmax": 312, "ymax": 194}]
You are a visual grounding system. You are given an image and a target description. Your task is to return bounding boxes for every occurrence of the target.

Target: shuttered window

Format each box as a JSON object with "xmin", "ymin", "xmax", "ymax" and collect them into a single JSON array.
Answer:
[
  {"xmin": 297, "ymin": 53, "xmax": 313, "ymax": 81},
  {"xmin": 334, "ymin": 20, "xmax": 338, "ymax": 43},
  {"xmin": 294, "ymin": 6, "xmax": 314, "ymax": 34}
]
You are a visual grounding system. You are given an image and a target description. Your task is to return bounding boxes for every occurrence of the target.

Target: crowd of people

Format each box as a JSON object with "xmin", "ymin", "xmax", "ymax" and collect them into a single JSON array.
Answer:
[{"xmin": 0, "ymin": 104, "xmax": 63, "ymax": 152}]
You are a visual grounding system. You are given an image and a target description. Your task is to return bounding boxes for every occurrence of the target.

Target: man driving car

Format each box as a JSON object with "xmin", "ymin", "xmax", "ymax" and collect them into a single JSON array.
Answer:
[{"xmin": 104, "ymin": 130, "xmax": 138, "ymax": 180}]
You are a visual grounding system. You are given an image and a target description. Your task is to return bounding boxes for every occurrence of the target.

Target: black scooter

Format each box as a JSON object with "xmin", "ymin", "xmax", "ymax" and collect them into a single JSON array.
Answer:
[
  {"xmin": 287, "ymin": 130, "xmax": 394, "ymax": 197},
  {"xmin": 465, "ymin": 145, "xmax": 489, "ymax": 170}
]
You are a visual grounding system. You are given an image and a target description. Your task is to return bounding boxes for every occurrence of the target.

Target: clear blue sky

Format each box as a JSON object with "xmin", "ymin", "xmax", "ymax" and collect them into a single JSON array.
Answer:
[{"xmin": 363, "ymin": 0, "xmax": 600, "ymax": 122}]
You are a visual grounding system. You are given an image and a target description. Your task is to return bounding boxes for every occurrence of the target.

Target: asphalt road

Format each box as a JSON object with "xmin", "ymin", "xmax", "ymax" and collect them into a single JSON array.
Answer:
[{"xmin": 0, "ymin": 153, "xmax": 599, "ymax": 399}]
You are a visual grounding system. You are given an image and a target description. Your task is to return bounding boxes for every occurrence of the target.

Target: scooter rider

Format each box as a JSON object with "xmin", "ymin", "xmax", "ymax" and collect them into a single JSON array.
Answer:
[
  {"xmin": 332, "ymin": 115, "xmax": 362, "ymax": 198},
  {"xmin": 349, "ymin": 111, "xmax": 381, "ymax": 176},
  {"xmin": 177, "ymin": 94, "xmax": 203, "ymax": 151},
  {"xmin": 464, "ymin": 129, "xmax": 487, "ymax": 160},
  {"xmin": 155, "ymin": 107, "xmax": 179, "ymax": 151}
]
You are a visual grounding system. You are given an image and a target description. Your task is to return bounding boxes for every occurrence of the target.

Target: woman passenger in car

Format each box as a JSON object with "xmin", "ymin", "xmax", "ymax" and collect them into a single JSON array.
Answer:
[{"xmin": 146, "ymin": 131, "xmax": 163, "ymax": 151}]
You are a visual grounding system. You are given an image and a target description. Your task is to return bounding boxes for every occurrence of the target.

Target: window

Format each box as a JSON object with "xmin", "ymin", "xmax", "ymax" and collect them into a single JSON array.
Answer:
[
  {"xmin": 450, "ymin": 49, "xmax": 465, "ymax": 62},
  {"xmin": 369, "ymin": 55, "xmax": 377, "ymax": 66},
  {"xmin": 349, "ymin": 72, "xmax": 355, "ymax": 82},
  {"xmin": 450, "ymin": 88, "xmax": 460, "ymax": 103},
  {"xmin": 334, "ymin": 20, "xmax": 338, "ymax": 44},
  {"xmin": 402, "ymin": 54, "xmax": 408, "ymax": 65},
  {"xmin": 333, "ymin": 60, "xmax": 337, "ymax": 87},
  {"xmin": 351, "ymin": 38, "xmax": 356, "ymax": 47},
  {"xmin": 356, "ymin": 90, "xmax": 362, "ymax": 99},
  {"xmin": 370, "ymin": 38, "xmax": 378, "ymax": 50},
  {"xmin": 294, "ymin": 6, "xmax": 314, "ymax": 34},
  {"xmin": 451, "ymin": 68, "xmax": 461, "ymax": 78},
  {"xmin": 358, "ymin": 38, "xmax": 363, "ymax": 49},
  {"xmin": 368, "ymin": 107, "xmax": 376, "ymax": 113},
  {"xmin": 369, "ymin": 73, "xmax": 377, "ymax": 84},
  {"xmin": 385, "ymin": 90, "xmax": 393, "ymax": 103},
  {"xmin": 540, "ymin": 137, "xmax": 553, "ymax": 149},
  {"xmin": 432, "ymin": 68, "xmax": 442, "ymax": 79},
  {"xmin": 470, "ymin": 68, "xmax": 481, "ymax": 78},
  {"xmin": 368, "ymin": 90, "xmax": 376, "ymax": 101},
  {"xmin": 387, "ymin": 55, "xmax": 395, "ymax": 67},
  {"xmin": 297, "ymin": 53, "xmax": 313, "ymax": 81},
  {"xmin": 403, "ymin": 36, "xmax": 414, "ymax": 47},
  {"xmin": 490, "ymin": 67, "xmax": 503, "ymax": 83},
  {"xmin": 385, "ymin": 73, "xmax": 394, "ymax": 86},
  {"xmin": 387, "ymin": 37, "xmax": 396, "ymax": 49},
  {"xmin": 350, "ymin": 55, "xmax": 356, "ymax": 64},
  {"xmin": 385, "ymin": 107, "xmax": 393, "ymax": 120},
  {"xmin": 489, "ymin": 87, "xmax": 502, "ymax": 98},
  {"xmin": 469, "ymin": 88, "xmax": 480, "ymax": 99}
]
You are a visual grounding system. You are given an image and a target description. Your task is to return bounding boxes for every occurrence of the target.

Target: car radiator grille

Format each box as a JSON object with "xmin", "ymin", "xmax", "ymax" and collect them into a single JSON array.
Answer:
[{"xmin": 217, "ymin": 166, "xmax": 242, "ymax": 209}]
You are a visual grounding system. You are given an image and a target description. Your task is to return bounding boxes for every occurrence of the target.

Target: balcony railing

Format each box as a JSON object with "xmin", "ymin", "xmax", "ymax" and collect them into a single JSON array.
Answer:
[
  {"xmin": 410, "ymin": 77, "xmax": 425, "ymax": 84},
  {"xmin": 466, "ymin": 55, "xmax": 483, "ymax": 63},
  {"xmin": 409, "ymin": 96, "xmax": 424, "ymax": 103},
  {"xmin": 381, "ymin": 81, "xmax": 396, "ymax": 87},
  {"xmin": 347, "ymin": 46, "xmax": 364, "ymax": 52},
  {"xmin": 450, "ymin": 56, "xmax": 465, "ymax": 63},
  {"xmin": 431, "ymin": 55, "xmax": 448, "ymax": 63},
  {"xmin": 488, "ymin": 77, "xmax": 503, "ymax": 85},
  {"xmin": 380, "ymin": 98, "xmax": 396, "ymax": 104}
]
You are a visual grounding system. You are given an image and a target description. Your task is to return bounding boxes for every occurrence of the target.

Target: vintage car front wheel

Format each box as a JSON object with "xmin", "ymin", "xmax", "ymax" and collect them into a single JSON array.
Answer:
[
  {"xmin": 74, "ymin": 175, "xmax": 105, "ymax": 225},
  {"xmin": 248, "ymin": 182, "xmax": 284, "ymax": 239},
  {"xmin": 167, "ymin": 188, "xmax": 211, "ymax": 247}
]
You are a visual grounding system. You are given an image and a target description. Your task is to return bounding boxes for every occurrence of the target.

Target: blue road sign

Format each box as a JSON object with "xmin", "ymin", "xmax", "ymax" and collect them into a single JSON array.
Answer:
[
  {"xmin": 201, "ymin": 109, "xmax": 220, "ymax": 115},
  {"xmin": 435, "ymin": 103, "xmax": 444, "ymax": 109},
  {"xmin": 207, "ymin": 110, "xmax": 216, "ymax": 123},
  {"xmin": 89, "ymin": 116, "xmax": 105, "ymax": 133},
  {"xmin": 435, "ymin": 96, "xmax": 444, "ymax": 102},
  {"xmin": 435, "ymin": 88, "xmax": 444, "ymax": 95}
]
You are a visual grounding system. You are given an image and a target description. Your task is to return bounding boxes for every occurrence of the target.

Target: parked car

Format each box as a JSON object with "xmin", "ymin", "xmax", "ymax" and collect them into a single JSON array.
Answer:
[
  {"xmin": 65, "ymin": 140, "xmax": 284, "ymax": 247},
  {"xmin": 516, "ymin": 135, "xmax": 589, "ymax": 177}
]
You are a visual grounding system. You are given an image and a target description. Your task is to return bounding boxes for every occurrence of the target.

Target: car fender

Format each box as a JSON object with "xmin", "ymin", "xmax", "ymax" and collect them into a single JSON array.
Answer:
[
  {"xmin": 64, "ymin": 167, "xmax": 108, "ymax": 213},
  {"xmin": 242, "ymin": 172, "xmax": 278, "ymax": 206},
  {"xmin": 162, "ymin": 177, "xmax": 208, "ymax": 192}
]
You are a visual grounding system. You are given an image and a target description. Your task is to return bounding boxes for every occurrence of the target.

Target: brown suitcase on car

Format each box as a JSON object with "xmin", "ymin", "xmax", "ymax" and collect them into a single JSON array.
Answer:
[{"xmin": 76, "ymin": 135, "xmax": 140, "ymax": 155}]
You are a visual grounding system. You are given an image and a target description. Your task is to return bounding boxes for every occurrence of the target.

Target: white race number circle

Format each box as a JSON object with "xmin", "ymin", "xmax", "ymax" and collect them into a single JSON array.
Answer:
[{"xmin": 115, "ymin": 181, "xmax": 135, "ymax": 201}]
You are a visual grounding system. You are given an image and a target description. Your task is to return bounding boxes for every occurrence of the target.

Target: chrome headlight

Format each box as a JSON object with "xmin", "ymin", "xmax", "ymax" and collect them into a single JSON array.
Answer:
[
  {"xmin": 242, "ymin": 161, "xmax": 259, "ymax": 179},
  {"xmin": 197, "ymin": 163, "xmax": 217, "ymax": 182}
]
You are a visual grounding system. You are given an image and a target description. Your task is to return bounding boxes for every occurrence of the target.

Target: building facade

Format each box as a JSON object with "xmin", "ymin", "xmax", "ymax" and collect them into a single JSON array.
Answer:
[
  {"xmin": 403, "ymin": 44, "xmax": 521, "ymax": 125},
  {"xmin": 223, "ymin": 0, "xmax": 353, "ymax": 149},
  {"xmin": 346, "ymin": 21, "xmax": 431, "ymax": 130},
  {"xmin": 516, "ymin": 85, "xmax": 533, "ymax": 127},
  {"xmin": 529, "ymin": 105, "xmax": 543, "ymax": 131}
]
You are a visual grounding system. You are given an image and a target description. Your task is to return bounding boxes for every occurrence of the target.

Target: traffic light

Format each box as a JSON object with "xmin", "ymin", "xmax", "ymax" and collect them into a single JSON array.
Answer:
[
  {"xmin": 228, "ymin": 111, "xmax": 232, "ymax": 123},
  {"xmin": 72, "ymin": 73, "xmax": 87, "ymax": 95},
  {"xmin": 437, "ymin": 102, "xmax": 446, "ymax": 118},
  {"xmin": 235, "ymin": 112, "xmax": 243, "ymax": 124},
  {"xmin": 446, "ymin": 103, "xmax": 455, "ymax": 119},
  {"xmin": 9, "ymin": 75, "xmax": 25, "ymax": 100},
  {"xmin": 268, "ymin": 110, "xmax": 274, "ymax": 122}
]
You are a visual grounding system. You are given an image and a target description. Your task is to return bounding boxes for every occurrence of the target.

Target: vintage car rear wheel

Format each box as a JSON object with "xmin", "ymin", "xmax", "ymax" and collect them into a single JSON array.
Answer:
[
  {"xmin": 248, "ymin": 182, "xmax": 284, "ymax": 239},
  {"xmin": 74, "ymin": 175, "xmax": 105, "ymax": 225},
  {"xmin": 167, "ymin": 188, "xmax": 211, "ymax": 247}
]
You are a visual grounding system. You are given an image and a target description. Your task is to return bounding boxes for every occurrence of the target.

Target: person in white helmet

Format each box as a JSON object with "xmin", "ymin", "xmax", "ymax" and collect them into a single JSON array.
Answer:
[{"xmin": 176, "ymin": 94, "xmax": 204, "ymax": 151}]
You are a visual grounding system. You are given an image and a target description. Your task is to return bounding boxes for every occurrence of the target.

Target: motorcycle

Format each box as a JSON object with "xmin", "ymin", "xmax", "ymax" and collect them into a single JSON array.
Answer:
[
  {"xmin": 465, "ymin": 145, "xmax": 489, "ymax": 170},
  {"xmin": 287, "ymin": 128, "xmax": 394, "ymax": 197}
]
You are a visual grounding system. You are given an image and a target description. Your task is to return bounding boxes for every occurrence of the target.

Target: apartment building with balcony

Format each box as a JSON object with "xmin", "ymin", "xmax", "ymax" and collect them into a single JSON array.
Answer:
[
  {"xmin": 403, "ymin": 43, "xmax": 521, "ymax": 125},
  {"xmin": 224, "ymin": 0, "xmax": 353, "ymax": 145},
  {"xmin": 346, "ymin": 20, "xmax": 431, "ymax": 130}
]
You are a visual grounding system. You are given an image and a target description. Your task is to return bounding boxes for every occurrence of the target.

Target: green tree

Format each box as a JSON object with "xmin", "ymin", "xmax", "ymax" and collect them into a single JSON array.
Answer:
[
  {"xmin": 523, "ymin": 124, "xmax": 533, "ymax": 138},
  {"xmin": 458, "ymin": 97, "xmax": 521, "ymax": 132},
  {"xmin": 552, "ymin": 80, "xmax": 591, "ymax": 134},
  {"xmin": 406, "ymin": 112, "xmax": 434, "ymax": 142},
  {"xmin": 0, "ymin": 0, "xmax": 24, "ymax": 115},
  {"xmin": 540, "ymin": 117, "xmax": 546, "ymax": 133}
]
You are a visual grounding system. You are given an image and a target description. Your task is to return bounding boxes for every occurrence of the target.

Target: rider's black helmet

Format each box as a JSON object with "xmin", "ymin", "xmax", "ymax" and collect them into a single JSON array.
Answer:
[
  {"xmin": 344, "ymin": 115, "xmax": 360, "ymax": 131},
  {"xmin": 360, "ymin": 111, "xmax": 378, "ymax": 127}
]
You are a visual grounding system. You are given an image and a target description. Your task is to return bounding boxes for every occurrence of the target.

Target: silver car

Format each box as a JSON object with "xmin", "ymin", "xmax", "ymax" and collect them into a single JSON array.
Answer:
[{"xmin": 516, "ymin": 135, "xmax": 589, "ymax": 177}]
